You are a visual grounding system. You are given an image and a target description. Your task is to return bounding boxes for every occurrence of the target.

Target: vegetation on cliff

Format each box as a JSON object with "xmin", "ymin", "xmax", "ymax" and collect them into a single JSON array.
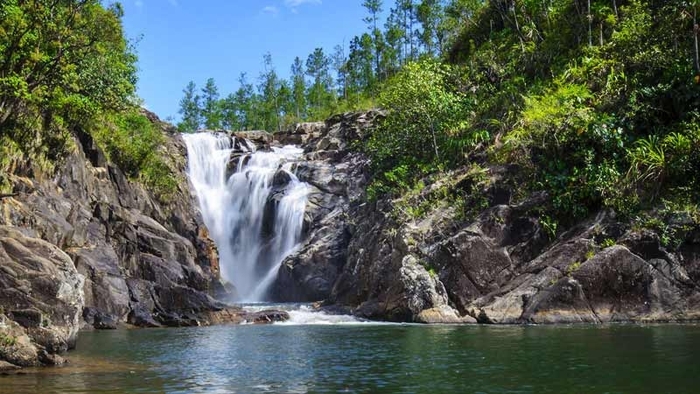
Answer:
[
  {"xmin": 372, "ymin": 0, "xmax": 700, "ymax": 241},
  {"xmin": 0, "ymin": 0, "xmax": 174, "ymax": 198},
  {"xmin": 176, "ymin": 0, "xmax": 700, "ymax": 246}
]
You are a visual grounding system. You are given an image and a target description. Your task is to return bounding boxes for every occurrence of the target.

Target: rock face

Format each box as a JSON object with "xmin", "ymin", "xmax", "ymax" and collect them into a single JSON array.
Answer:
[
  {"xmin": 271, "ymin": 111, "xmax": 700, "ymax": 325},
  {"xmin": 0, "ymin": 227, "xmax": 83, "ymax": 366},
  {"xmin": 0, "ymin": 111, "xmax": 288, "ymax": 368},
  {"xmin": 269, "ymin": 111, "xmax": 383, "ymax": 302}
]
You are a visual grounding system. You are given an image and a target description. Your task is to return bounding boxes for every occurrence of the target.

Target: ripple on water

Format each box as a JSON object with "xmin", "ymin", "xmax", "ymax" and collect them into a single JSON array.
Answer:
[{"xmin": 2, "ymin": 320, "xmax": 700, "ymax": 393}]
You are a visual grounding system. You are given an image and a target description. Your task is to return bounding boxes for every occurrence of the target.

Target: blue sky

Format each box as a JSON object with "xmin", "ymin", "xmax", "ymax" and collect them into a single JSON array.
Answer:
[{"xmin": 120, "ymin": 0, "xmax": 368, "ymax": 120}]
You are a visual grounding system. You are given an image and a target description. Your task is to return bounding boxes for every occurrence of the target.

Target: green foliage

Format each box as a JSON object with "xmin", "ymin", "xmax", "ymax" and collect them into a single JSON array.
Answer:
[
  {"xmin": 166, "ymin": 0, "xmax": 700, "ymax": 236},
  {"xmin": 0, "ymin": 333, "xmax": 17, "ymax": 347},
  {"xmin": 366, "ymin": 60, "xmax": 471, "ymax": 193},
  {"xmin": 601, "ymin": 238, "xmax": 616, "ymax": 248},
  {"xmin": 566, "ymin": 261, "xmax": 582, "ymax": 277},
  {"xmin": 178, "ymin": 81, "xmax": 202, "ymax": 132},
  {"xmin": 585, "ymin": 250, "xmax": 596, "ymax": 261},
  {"xmin": 540, "ymin": 215, "xmax": 559, "ymax": 241},
  {"xmin": 92, "ymin": 110, "xmax": 176, "ymax": 200},
  {"xmin": 0, "ymin": 0, "xmax": 137, "ymax": 133},
  {"xmin": 41, "ymin": 314, "xmax": 51, "ymax": 328},
  {"xmin": 0, "ymin": 0, "xmax": 138, "ymax": 182},
  {"xmin": 632, "ymin": 197, "xmax": 700, "ymax": 249}
]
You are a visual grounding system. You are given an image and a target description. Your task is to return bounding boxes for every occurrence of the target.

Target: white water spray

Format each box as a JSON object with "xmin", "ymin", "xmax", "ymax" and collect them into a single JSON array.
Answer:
[{"xmin": 183, "ymin": 133, "xmax": 308, "ymax": 301}]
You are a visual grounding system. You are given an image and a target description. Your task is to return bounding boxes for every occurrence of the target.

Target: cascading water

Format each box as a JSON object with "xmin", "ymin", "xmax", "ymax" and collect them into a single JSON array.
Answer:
[{"xmin": 182, "ymin": 132, "xmax": 308, "ymax": 301}]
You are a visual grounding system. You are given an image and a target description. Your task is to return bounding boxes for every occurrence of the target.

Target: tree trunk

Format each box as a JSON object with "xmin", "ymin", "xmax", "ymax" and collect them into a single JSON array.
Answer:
[
  {"xmin": 512, "ymin": 2, "xmax": 525, "ymax": 52},
  {"xmin": 588, "ymin": 0, "xmax": 593, "ymax": 47},
  {"xmin": 695, "ymin": 7, "xmax": 700, "ymax": 73}
]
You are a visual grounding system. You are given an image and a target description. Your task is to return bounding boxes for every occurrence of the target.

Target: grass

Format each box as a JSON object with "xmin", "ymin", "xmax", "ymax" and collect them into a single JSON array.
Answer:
[{"xmin": 0, "ymin": 333, "xmax": 17, "ymax": 347}]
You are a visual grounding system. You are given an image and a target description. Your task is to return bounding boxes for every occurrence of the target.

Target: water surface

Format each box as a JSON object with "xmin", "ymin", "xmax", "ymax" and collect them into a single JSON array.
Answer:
[{"xmin": 3, "ymin": 322, "xmax": 699, "ymax": 393}]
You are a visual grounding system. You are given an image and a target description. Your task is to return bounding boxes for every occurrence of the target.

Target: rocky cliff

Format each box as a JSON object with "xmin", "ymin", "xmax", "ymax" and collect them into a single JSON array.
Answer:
[
  {"xmin": 0, "ymin": 112, "xmax": 283, "ymax": 369},
  {"xmin": 272, "ymin": 111, "xmax": 700, "ymax": 325}
]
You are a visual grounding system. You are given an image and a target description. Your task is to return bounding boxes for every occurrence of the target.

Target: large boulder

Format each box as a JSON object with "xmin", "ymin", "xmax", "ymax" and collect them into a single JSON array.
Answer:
[{"xmin": 0, "ymin": 226, "xmax": 84, "ymax": 367}]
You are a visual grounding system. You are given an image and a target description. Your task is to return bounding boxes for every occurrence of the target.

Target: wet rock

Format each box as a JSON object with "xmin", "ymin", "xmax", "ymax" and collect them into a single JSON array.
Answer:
[
  {"xmin": 0, "ymin": 317, "xmax": 40, "ymax": 367},
  {"xmin": 521, "ymin": 277, "xmax": 600, "ymax": 324},
  {"xmin": 416, "ymin": 307, "xmax": 477, "ymax": 324},
  {"xmin": 93, "ymin": 312, "xmax": 118, "ymax": 330},
  {"xmin": 127, "ymin": 307, "xmax": 161, "ymax": 328},
  {"xmin": 272, "ymin": 170, "xmax": 292, "ymax": 188},
  {"xmin": 0, "ymin": 360, "xmax": 20, "ymax": 371},
  {"xmin": 272, "ymin": 208, "xmax": 350, "ymax": 301},
  {"xmin": 245, "ymin": 310, "xmax": 290, "ymax": 324},
  {"xmin": 8, "ymin": 310, "xmax": 43, "ymax": 329},
  {"xmin": 234, "ymin": 131, "xmax": 272, "ymax": 148}
]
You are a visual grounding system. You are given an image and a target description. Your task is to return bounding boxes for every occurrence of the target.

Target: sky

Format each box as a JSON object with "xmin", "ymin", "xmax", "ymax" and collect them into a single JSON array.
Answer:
[{"xmin": 119, "ymin": 0, "xmax": 368, "ymax": 121}]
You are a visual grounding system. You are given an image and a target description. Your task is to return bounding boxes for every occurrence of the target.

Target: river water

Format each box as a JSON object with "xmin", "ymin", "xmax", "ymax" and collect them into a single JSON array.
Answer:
[{"xmin": 3, "ymin": 313, "xmax": 700, "ymax": 393}]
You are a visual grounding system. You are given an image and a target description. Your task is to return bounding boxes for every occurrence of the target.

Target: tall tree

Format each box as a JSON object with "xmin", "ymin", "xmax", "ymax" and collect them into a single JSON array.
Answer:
[
  {"xmin": 201, "ymin": 78, "xmax": 222, "ymax": 129},
  {"xmin": 306, "ymin": 48, "xmax": 332, "ymax": 111},
  {"xmin": 416, "ymin": 0, "xmax": 443, "ymax": 56},
  {"xmin": 397, "ymin": 0, "xmax": 417, "ymax": 62},
  {"xmin": 385, "ymin": 7, "xmax": 406, "ymax": 69},
  {"xmin": 0, "ymin": 1, "xmax": 137, "ymax": 130},
  {"xmin": 220, "ymin": 93, "xmax": 241, "ymax": 131},
  {"xmin": 291, "ymin": 56, "xmax": 307, "ymax": 119},
  {"xmin": 178, "ymin": 81, "xmax": 201, "ymax": 132},
  {"xmin": 347, "ymin": 33, "xmax": 376, "ymax": 96},
  {"xmin": 363, "ymin": 0, "xmax": 384, "ymax": 79},
  {"xmin": 332, "ymin": 44, "xmax": 349, "ymax": 100},
  {"xmin": 277, "ymin": 79, "xmax": 294, "ymax": 126},
  {"xmin": 258, "ymin": 53, "xmax": 280, "ymax": 131},
  {"xmin": 233, "ymin": 73, "xmax": 256, "ymax": 130}
]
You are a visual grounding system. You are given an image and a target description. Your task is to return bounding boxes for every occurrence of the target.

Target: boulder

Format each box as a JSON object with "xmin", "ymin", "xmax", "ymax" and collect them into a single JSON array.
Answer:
[{"xmin": 0, "ymin": 227, "xmax": 84, "ymax": 366}]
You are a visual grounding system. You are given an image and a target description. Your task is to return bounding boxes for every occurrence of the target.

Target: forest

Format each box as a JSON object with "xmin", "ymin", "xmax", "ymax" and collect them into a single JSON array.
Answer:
[{"xmin": 179, "ymin": 0, "xmax": 700, "ymax": 239}]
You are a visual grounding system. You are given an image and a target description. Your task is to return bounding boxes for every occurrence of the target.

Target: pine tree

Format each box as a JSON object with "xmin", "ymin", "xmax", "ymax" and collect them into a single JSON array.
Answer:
[
  {"xmin": 220, "ymin": 93, "xmax": 241, "ymax": 131},
  {"xmin": 362, "ymin": 0, "xmax": 384, "ymax": 80},
  {"xmin": 291, "ymin": 56, "xmax": 307, "ymax": 120},
  {"xmin": 201, "ymin": 78, "xmax": 222, "ymax": 130},
  {"xmin": 332, "ymin": 44, "xmax": 348, "ymax": 100},
  {"xmin": 416, "ymin": 0, "xmax": 443, "ymax": 56},
  {"xmin": 234, "ymin": 73, "xmax": 255, "ymax": 130},
  {"xmin": 306, "ymin": 48, "xmax": 331, "ymax": 111},
  {"xmin": 258, "ymin": 53, "xmax": 280, "ymax": 131},
  {"xmin": 177, "ymin": 81, "xmax": 201, "ymax": 132}
]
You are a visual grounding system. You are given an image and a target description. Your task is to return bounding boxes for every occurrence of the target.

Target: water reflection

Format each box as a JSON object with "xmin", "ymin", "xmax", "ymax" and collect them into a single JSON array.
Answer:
[{"xmin": 2, "ymin": 323, "xmax": 700, "ymax": 393}]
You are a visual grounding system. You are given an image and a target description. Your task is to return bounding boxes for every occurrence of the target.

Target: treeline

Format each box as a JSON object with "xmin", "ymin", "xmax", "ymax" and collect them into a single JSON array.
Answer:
[{"xmin": 176, "ymin": 0, "xmax": 479, "ymax": 132}]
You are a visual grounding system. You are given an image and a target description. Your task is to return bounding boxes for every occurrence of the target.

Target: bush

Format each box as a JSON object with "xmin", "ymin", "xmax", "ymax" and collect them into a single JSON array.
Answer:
[
  {"xmin": 92, "ymin": 110, "xmax": 176, "ymax": 200},
  {"xmin": 365, "ymin": 60, "xmax": 471, "ymax": 193}
]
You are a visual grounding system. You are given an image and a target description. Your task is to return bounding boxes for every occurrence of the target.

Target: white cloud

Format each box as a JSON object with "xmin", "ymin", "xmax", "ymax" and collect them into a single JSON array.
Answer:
[
  {"xmin": 262, "ymin": 5, "xmax": 279, "ymax": 15},
  {"xmin": 284, "ymin": 0, "xmax": 321, "ymax": 12},
  {"xmin": 284, "ymin": 0, "xmax": 321, "ymax": 6}
]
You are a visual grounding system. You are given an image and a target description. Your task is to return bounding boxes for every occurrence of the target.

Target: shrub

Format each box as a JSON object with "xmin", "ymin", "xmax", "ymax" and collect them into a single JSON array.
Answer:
[
  {"xmin": 92, "ymin": 110, "xmax": 176, "ymax": 200},
  {"xmin": 365, "ymin": 60, "xmax": 471, "ymax": 194}
]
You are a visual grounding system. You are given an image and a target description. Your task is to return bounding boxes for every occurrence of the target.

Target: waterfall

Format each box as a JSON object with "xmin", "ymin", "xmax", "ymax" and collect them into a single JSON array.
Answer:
[{"xmin": 182, "ymin": 132, "xmax": 308, "ymax": 301}]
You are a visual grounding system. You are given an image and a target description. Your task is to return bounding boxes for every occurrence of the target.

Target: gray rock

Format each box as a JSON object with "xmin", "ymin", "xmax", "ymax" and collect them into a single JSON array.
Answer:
[
  {"xmin": 0, "ymin": 111, "xmax": 243, "ymax": 367},
  {"xmin": 0, "ymin": 227, "xmax": 84, "ymax": 365}
]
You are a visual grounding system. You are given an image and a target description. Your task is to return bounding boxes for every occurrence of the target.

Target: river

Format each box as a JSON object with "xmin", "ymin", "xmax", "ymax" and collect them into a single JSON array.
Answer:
[{"xmin": 3, "ymin": 310, "xmax": 699, "ymax": 393}]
